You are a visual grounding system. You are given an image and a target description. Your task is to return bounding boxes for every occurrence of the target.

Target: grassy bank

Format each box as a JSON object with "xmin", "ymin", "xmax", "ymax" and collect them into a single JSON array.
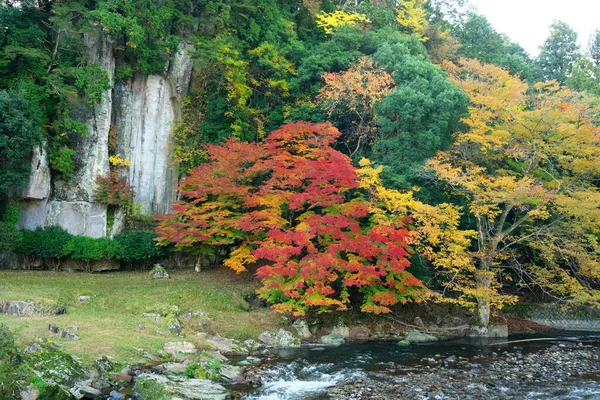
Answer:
[{"xmin": 0, "ymin": 269, "xmax": 281, "ymax": 365}]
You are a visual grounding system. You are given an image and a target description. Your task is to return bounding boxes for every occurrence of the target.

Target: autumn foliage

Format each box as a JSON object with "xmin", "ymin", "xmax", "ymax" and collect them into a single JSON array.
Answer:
[{"xmin": 155, "ymin": 122, "xmax": 425, "ymax": 315}]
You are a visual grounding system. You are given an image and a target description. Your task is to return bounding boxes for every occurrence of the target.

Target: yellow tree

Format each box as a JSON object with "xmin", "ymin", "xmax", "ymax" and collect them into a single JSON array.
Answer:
[
  {"xmin": 427, "ymin": 58, "xmax": 600, "ymax": 325},
  {"xmin": 315, "ymin": 10, "xmax": 370, "ymax": 35},
  {"xmin": 396, "ymin": 0, "xmax": 429, "ymax": 41}
]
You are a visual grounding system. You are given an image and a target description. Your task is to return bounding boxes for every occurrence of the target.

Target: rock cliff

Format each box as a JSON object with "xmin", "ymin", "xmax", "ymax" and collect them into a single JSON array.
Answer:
[{"xmin": 18, "ymin": 32, "xmax": 193, "ymax": 237}]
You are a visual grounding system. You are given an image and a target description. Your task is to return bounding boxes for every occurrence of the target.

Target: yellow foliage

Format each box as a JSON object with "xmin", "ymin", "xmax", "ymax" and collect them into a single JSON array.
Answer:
[
  {"xmin": 396, "ymin": 0, "xmax": 429, "ymax": 41},
  {"xmin": 315, "ymin": 10, "xmax": 370, "ymax": 34},
  {"xmin": 223, "ymin": 242, "xmax": 256, "ymax": 273},
  {"xmin": 109, "ymin": 154, "xmax": 132, "ymax": 167}
]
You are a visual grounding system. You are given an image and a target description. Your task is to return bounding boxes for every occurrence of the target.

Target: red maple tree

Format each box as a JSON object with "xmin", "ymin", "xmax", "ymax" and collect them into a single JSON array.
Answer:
[{"xmin": 156, "ymin": 122, "xmax": 424, "ymax": 315}]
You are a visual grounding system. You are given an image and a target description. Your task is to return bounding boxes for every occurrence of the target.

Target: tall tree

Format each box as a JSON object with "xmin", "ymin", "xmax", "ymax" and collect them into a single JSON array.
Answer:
[
  {"xmin": 534, "ymin": 21, "xmax": 580, "ymax": 84},
  {"xmin": 587, "ymin": 29, "xmax": 600, "ymax": 68},
  {"xmin": 428, "ymin": 58, "xmax": 600, "ymax": 325}
]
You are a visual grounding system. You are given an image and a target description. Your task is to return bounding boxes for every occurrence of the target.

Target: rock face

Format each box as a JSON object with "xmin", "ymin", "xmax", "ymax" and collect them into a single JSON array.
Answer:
[
  {"xmin": 257, "ymin": 329, "xmax": 300, "ymax": 348},
  {"xmin": 18, "ymin": 33, "xmax": 193, "ymax": 237}
]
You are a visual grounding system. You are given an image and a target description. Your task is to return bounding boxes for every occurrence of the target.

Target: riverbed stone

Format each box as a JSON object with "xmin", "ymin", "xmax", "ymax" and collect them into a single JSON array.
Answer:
[
  {"xmin": 397, "ymin": 340, "xmax": 411, "ymax": 346},
  {"xmin": 163, "ymin": 341, "xmax": 197, "ymax": 357},
  {"xmin": 292, "ymin": 319, "xmax": 312, "ymax": 339},
  {"xmin": 321, "ymin": 333, "xmax": 345, "ymax": 346},
  {"xmin": 405, "ymin": 331, "xmax": 439, "ymax": 343},
  {"xmin": 69, "ymin": 384, "xmax": 103, "ymax": 400},
  {"xmin": 349, "ymin": 327, "xmax": 370, "ymax": 341},
  {"xmin": 220, "ymin": 365, "xmax": 245, "ymax": 383},
  {"xmin": 134, "ymin": 373, "xmax": 231, "ymax": 400},
  {"xmin": 257, "ymin": 329, "xmax": 300, "ymax": 347}
]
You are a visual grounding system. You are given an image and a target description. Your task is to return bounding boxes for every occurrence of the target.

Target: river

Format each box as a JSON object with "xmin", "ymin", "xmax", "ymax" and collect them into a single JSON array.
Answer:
[{"xmin": 237, "ymin": 333, "xmax": 600, "ymax": 400}]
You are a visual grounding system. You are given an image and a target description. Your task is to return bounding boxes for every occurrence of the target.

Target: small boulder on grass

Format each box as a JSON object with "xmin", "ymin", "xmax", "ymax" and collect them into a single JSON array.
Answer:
[{"xmin": 150, "ymin": 264, "xmax": 170, "ymax": 279}]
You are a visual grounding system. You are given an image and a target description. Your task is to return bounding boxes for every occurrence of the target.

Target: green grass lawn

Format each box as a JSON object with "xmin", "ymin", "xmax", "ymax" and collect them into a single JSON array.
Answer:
[{"xmin": 0, "ymin": 268, "xmax": 281, "ymax": 365}]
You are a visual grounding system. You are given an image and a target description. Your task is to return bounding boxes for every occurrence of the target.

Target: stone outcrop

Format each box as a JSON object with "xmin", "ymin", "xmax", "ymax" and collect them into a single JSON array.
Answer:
[{"xmin": 18, "ymin": 32, "xmax": 193, "ymax": 238}]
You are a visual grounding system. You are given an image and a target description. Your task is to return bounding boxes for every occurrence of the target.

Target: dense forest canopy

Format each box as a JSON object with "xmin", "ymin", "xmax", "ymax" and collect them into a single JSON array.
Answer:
[{"xmin": 1, "ymin": 0, "xmax": 599, "ymax": 323}]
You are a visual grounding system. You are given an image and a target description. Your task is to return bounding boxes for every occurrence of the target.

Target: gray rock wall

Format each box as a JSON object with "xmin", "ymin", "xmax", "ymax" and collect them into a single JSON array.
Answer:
[{"xmin": 18, "ymin": 34, "xmax": 192, "ymax": 237}]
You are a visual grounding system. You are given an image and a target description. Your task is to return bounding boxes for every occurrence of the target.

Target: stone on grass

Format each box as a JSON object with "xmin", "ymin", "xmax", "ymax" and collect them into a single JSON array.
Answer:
[
  {"xmin": 404, "ymin": 331, "xmax": 438, "ymax": 343},
  {"xmin": 197, "ymin": 333, "xmax": 235, "ymax": 353},
  {"xmin": 150, "ymin": 264, "xmax": 170, "ymax": 279},
  {"xmin": 0, "ymin": 300, "xmax": 59, "ymax": 316},
  {"xmin": 257, "ymin": 329, "xmax": 300, "ymax": 347},
  {"xmin": 292, "ymin": 319, "xmax": 312, "ymax": 339},
  {"xmin": 48, "ymin": 324, "xmax": 80, "ymax": 340},
  {"xmin": 163, "ymin": 341, "xmax": 198, "ymax": 357},
  {"xmin": 78, "ymin": 296, "xmax": 91, "ymax": 303},
  {"xmin": 95, "ymin": 356, "xmax": 113, "ymax": 375},
  {"xmin": 134, "ymin": 373, "xmax": 231, "ymax": 400},
  {"xmin": 320, "ymin": 333, "xmax": 345, "ymax": 346}
]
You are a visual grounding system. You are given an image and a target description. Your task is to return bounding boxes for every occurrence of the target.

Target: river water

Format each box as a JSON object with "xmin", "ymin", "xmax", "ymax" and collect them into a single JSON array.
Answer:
[{"xmin": 240, "ymin": 333, "xmax": 600, "ymax": 400}]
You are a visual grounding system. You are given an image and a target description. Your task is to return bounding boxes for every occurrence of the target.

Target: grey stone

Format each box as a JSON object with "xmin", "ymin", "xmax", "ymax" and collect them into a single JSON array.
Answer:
[
  {"xmin": 349, "ymin": 327, "xmax": 370, "ymax": 341},
  {"xmin": 48, "ymin": 324, "xmax": 80, "ymax": 340},
  {"xmin": 405, "ymin": 331, "xmax": 439, "ymax": 343},
  {"xmin": 94, "ymin": 356, "xmax": 113, "ymax": 375},
  {"xmin": 157, "ymin": 361, "xmax": 190, "ymax": 375},
  {"xmin": 163, "ymin": 342, "xmax": 197, "ymax": 357},
  {"xmin": 134, "ymin": 373, "xmax": 231, "ymax": 400},
  {"xmin": 1, "ymin": 301, "xmax": 57, "ymax": 316},
  {"xmin": 109, "ymin": 391, "xmax": 125, "ymax": 400},
  {"xmin": 331, "ymin": 324, "xmax": 350, "ymax": 338},
  {"xmin": 292, "ymin": 319, "xmax": 312, "ymax": 339},
  {"xmin": 257, "ymin": 329, "xmax": 300, "ymax": 347},
  {"xmin": 19, "ymin": 385, "xmax": 39, "ymax": 400},
  {"xmin": 320, "ymin": 333, "xmax": 345, "ymax": 346},
  {"xmin": 181, "ymin": 310, "xmax": 208, "ymax": 320},
  {"xmin": 78, "ymin": 296, "xmax": 91, "ymax": 303},
  {"xmin": 220, "ymin": 365, "xmax": 245, "ymax": 383},
  {"xmin": 150, "ymin": 264, "xmax": 170, "ymax": 279},
  {"xmin": 18, "ymin": 199, "xmax": 48, "ymax": 231},
  {"xmin": 46, "ymin": 201, "xmax": 107, "ymax": 238},
  {"xmin": 70, "ymin": 384, "xmax": 103, "ymax": 400},
  {"xmin": 197, "ymin": 333, "xmax": 235, "ymax": 353},
  {"xmin": 414, "ymin": 317, "xmax": 425, "ymax": 327}
]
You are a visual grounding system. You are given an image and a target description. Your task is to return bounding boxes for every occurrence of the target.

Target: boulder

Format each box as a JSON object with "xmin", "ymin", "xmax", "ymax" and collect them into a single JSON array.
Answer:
[
  {"xmin": 348, "ymin": 327, "xmax": 370, "ymax": 341},
  {"xmin": 157, "ymin": 361, "xmax": 190, "ymax": 375},
  {"xmin": 320, "ymin": 333, "xmax": 345, "ymax": 346},
  {"xmin": 220, "ymin": 365, "xmax": 245, "ymax": 383},
  {"xmin": 197, "ymin": 333, "xmax": 235, "ymax": 353},
  {"xmin": 150, "ymin": 264, "xmax": 170, "ymax": 279},
  {"xmin": 292, "ymin": 319, "xmax": 312, "ymax": 339},
  {"xmin": 23, "ymin": 342, "xmax": 88, "ymax": 387},
  {"xmin": 0, "ymin": 301, "xmax": 59, "ymax": 316},
  {"xmin": 69, "ymin": 384, "xmax": 103, "ymax": 400},
  {"xmin": 404, "ymin": 331, "xmax": 439, "ymax": 343},
  {"xmin": 257, "ymin": 329, "xmax": 300, "ymax": 347},
  {"xmin": 163, "ymin": 342, "xmax": 197, "ymax": 357},
  {"xmin": 134, "ymin": 373, "xmax": 231, "ymax": 400}
]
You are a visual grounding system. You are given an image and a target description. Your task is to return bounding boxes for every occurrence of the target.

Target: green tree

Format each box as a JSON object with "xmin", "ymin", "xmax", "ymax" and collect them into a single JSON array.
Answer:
[
  {"xmin": 534, "ymin": 20, "xmax": 580, "ymax": 84},
  {"xmin": 452, "ymin": 12, "xmax": 531, "ymax": 79},
  {"xmin": 0, "ymin": 90, "xmax": 42, "ymax": 200},
  {"xmin": 370, "ymin": 34, "xmax": 468, "ymax": 190},
  {"xmin": 587, "ymin": 29, "xmax": 600, "ymax": 68}
]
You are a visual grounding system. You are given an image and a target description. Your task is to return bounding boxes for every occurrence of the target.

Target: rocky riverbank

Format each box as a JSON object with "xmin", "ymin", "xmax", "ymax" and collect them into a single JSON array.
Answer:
[{"xmin": 328, "ymin": 340, "xmax": 600, "ymax": 399}]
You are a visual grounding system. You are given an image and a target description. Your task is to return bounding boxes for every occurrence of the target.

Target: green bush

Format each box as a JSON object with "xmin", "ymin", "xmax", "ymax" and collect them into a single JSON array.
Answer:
[
  {"xmin": 185, "ymin": 356, "xmax": 222, "ymax": 380},
  {"xmin": 0, "ymin": 204, "xmax": 22, "ymax": 252},
  {"xmin": 114, "ymin": 231, "xmax": 167, "ymax": 263},
  {"xmin": 17, "ymin": 227, "xmax": 73, "ymax": 261},
  {"xmin": 65, "ymin": 236, "xmax": 123, "ymax": 262}
]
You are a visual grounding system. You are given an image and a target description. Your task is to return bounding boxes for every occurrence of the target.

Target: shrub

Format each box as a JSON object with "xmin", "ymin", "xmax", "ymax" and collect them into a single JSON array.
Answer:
[
  {"xmin": 65, "ymin": 236, "xmax": 123, "ymax": 272},
  {"xmin": 114, "ymin": 231, "xmax": 167, "ymax": 266},
  {"xmin": 16, "ymin": 227, "xmax": 73, "ymax": 269},
  {"xmin": 94, "ymin": 170, "xmax": 135, "ymax": 207}
]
